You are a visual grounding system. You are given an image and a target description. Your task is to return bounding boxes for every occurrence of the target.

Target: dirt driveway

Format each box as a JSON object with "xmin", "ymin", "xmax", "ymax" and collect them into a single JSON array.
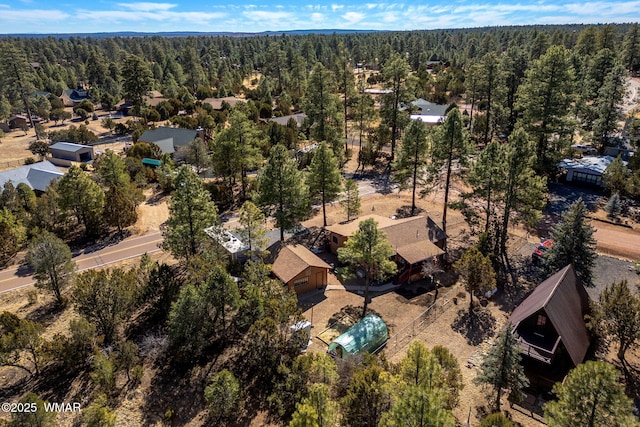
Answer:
[{"xmin": 592, "ymin": 220, "xmax": 640, "ymax": 261}]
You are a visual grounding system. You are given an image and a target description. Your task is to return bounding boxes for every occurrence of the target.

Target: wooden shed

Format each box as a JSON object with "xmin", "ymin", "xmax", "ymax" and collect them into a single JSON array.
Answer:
[{"xmin": 271, "ymin": 244, "xmax": 331, "ymax": 294}]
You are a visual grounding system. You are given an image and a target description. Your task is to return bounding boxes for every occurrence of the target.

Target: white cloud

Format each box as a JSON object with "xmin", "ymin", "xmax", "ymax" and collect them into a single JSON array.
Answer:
[
  {"xmin": 75, "ymin": 9, "xmax": 225, "ymax": 24},
  {"xmin": 117, "ymin": 2, "xmax": 177, "ymax": 11},
  {"xmin": 1, "ymin": 9, "xmax": 69, "ymax": 21},
  {"xmin": 342, "ymin": 11, "xmax": 365, "ymax": 24},
  {"xmin": 243, "ymin": 10, "xmax": 293, "ymax": 21},
  {"xmin": 381, "ymin": 11, "xmax": 398, "ymax": 22},
  {"xmin": 2, "ymin": 0, "xmax": 640, "ymax": 34}
]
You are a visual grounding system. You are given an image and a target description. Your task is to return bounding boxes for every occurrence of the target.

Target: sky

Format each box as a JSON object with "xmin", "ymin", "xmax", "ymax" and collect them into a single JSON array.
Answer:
[{"xmin": 0, "ymin": 0, "xmax": 639, "ymax": 35}]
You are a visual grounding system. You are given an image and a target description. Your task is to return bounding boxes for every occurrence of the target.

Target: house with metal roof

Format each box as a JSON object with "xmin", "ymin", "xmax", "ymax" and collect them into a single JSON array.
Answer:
[
  {"xmin": 557, "ymin": 155, "xmax": 626, "ymax": 187},
  {"xmin": 271, "ymin": 244, "xmax": 331, "ymax": 294},
  {"xmin": 328, "ymin": 314, "xmax": 388, "ymax": 359},
  {"xmin": 409, "ymin": 98, "xmax": 448, "ymax": 125},
  {"xmin": 326, "ymin": 214, "xmax": 445, "ymax": 285},
  {"xmin": 49, "ymin": 142, "xmax": 95, "ymax": 163},
  {"xmin": 509, "ymin": 265, "xmax": 591, "ymax": 386},
  {"xmin": 0, "ymin": 161, "xmax": 64, "ymax": 193},
  {"xmin": 138, "ymin": 127, "xmax": 198, "ymax": 155}
]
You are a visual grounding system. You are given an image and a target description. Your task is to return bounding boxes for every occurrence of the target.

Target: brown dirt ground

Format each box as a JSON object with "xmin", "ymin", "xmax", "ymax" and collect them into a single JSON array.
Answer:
[
  {"xmin": 133, "ymin": 189, "xmax": 170, "ymax": 235},
  {"xmin": 0, "ymin": 107, "xmax": 131, "ymax": 171}
]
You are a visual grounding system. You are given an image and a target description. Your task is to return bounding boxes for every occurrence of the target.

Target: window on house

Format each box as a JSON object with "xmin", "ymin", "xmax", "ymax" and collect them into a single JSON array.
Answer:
[
  {"xmin": 537, "ymin": 314, "xmax": 547, "ymax": 327},
  {"xmin": 294, "ymin": 277, "xmax": 309, "ymax": 287},
  {"xmin": 332, "ymin": 235, "xmax": 339, "ymax": 244}
]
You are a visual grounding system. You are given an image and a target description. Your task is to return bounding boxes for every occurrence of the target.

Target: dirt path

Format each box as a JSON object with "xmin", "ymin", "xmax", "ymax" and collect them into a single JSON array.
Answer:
[{"xmin": 591, "ymin": 220, "xmax": 640, "ymax": 261}]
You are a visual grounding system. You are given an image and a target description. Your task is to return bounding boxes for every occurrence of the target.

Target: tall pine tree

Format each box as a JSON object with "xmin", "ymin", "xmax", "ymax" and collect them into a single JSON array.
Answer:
[
  {"xmin": 257, "ymin": 144, "xmax": 310, "ymax": 241},
  {"xmin": 308, "ymin": 142, "xmax": 342, "ymax": 227},
  {"xmin": 543, "ymin": 198, "xmax": 597, "ymax": 287}
]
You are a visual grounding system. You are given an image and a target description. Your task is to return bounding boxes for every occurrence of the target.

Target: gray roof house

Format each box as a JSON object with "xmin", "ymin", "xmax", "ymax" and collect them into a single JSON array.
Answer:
[
  {"xmin": 557, "ymin": 156, "xmax": 626, "ymax": 187},
  {"xmin": 138, "ymin": 127, "xmax": 198, "ymax": 155},
  {"xmin": 0, "ymin": 161, "xmax": 64, "ymax": 192},
  {"xmin": 267, "ymin": 113, "xmax": 308, "ymax": 128},
  {"xmin": 50, "ymin": 142, "xmax": 95, "ymax": 163},
  {"xmin": 409, "ymin": 99, "xmax": 448, "ymax": 125}
]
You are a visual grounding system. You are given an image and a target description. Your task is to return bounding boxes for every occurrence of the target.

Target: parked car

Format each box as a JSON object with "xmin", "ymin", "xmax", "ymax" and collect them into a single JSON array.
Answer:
[{"xmin": 532, "ymin": 239, "xmax": 554, "ymax": 262}]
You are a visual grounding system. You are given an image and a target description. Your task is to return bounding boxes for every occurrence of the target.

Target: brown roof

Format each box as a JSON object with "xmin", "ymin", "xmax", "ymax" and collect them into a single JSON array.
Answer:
[
  {"xmin": 510, "ymin": 265, "xmax": 591, "ymax": 366},
  {"xmin": 396, "ymin": 240, "xmax": 444, "ymax": 264},
  {"xmin": 271, "ymin": 244, "xmax": 330, "ymax": 284},
  {"xmin": 326, "ymin": 214, "xmax": 412, "ymax": 237},
  {"xmin": 326, "ymin": 214, "xmax": 445, "ymax": 264}
]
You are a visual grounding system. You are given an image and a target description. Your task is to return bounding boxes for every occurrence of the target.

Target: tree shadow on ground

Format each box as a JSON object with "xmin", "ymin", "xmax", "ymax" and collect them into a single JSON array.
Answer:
[
  {"xmin": 24, "ymin": 298, "xmax": 64, "ymax": 326},
  {"xmin": 615, "ymin": 360, "xmax": 640, "ymax": 406},
  {"xmin": 451, "ymin": 307, "xmax": 497, "ymax": 346}
]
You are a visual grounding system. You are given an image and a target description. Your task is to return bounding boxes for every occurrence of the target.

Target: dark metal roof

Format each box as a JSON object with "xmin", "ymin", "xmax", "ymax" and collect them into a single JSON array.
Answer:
[
  {"xmin": 510, "ymin": 265, "xmax": 591, "ymax": 366},
  {"xmin": 139, "ymin": 126, "xmax": 198, "ymax": 154}
]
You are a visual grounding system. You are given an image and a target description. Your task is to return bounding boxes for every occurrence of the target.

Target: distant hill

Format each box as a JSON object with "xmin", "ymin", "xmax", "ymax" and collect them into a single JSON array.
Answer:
[{"xmin": 1, "ymin": 29, "xmax": 381, "ymax": 39}]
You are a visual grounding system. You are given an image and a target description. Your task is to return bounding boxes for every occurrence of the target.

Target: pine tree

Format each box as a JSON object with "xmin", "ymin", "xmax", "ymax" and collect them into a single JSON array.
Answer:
[
  {"xmin": 95, "ymin": 150, "xmax": 141, "ymax": 234},
  {"xmin": 516, "ymin": 45, "xmax": 575, "ymax": 174},
  {"xmin": 544, "ymin": 361, "xmax": 636, "ymax": 427},
  {"xmin": 26, "ymin": 231, "xmax": 75, "ymax": 306},
  {"xmin": 474, "ymin": 324, "xmax": 529, "ymax": 412},
  {"xmin": 622, "ymin": 23, "xmax": 640, "ymax": 72},
  {"xmin": 592, "ymin": 64, "xmax": 626, "ymax": 149},
  {"xmin": 237, "ymin": 200, "xmax": 268, "ymax": 257},
  {"xmin": 604, "ymin": 192, "xmax": 622, "ymax": 219},
  {"xmin": 352, "ymin": 81, "xmax": 376, "ymax": 170},
  {"xmin": 590, "ymin": 280, "xmax": 640, "ymax": 364},
  {"xmin": 56, "ymin": 165, "xmax": 106, "ymax": 238},
  {"xmin": 0, "ymin": 208, "xmax": 26, "ymax": 266},
  {"xmin": 543, "ymin": 199, "xmax": 597, "ymax": 287},
  {"xmin": 380, "ymin": 54, "xmax": 412, "ymax": 161},
  {"xmin": 308, "ymin": 142, "xmax": 342, "ymax": 227},
  {"xmin": 335, "ymin": 42, "xmax": 357, "ymax": 152},
  {"xmin": 301, "ymin": 63, "xmax": 343, "ymax": 156},
  {"xmin": 341, "ymin": 359, "xmax": 395, "ymax": 427},
  {"xmin": 379, "ymin": 385, "xmax": 455, "ymax": 427},
  {"xmin": 257, "ymin": 144, "xmax": 310, "ymax": 241},
  {"xmin": 121, "ymin": 54, "xmax": 153, "ymax": 111},
  {"xmin": 162, "ymin": 165, "xmax": 219, "ymax": 261},
  {"xmin": 476, "ymin": 52, "xmax": 505, "ymax": 145},
  {"xmin": 393, "ymin": 119, "xmax": 430, "ymax": 216},
  {"xmin": 454, "ymin": 247, "xmax": 496, "ymax": 314},
  {"xmin": 72, "ymin": 268, "xmax": 137, "ymax": 344},
  {"xmin": 466, "ymin": 140, "xmax": 505, "ymax": 233},
  {"xmin": 603, "ymin": 156, "xmax": 629, "ymax": 196},
  {"xmin": 337, "ymin": 218, "xmax": 397, "ymax": 318},
  {"xmin": 427, "ymin": 108, "xmax": 474, "ymax": 250},
  {"xmin": 213, "ymin": 110, "xmax": 264, "ymax": 200},
  {"xmin": 340, "ymin": 179, "xmax": 361, "ymax": 222},
  {"xmin": 205, "ymin": 369, "xmax": 242, "ymax": 426},
  {"xmin": 498, "ymin": 127, "xmax": 546, "ymax": 273}
]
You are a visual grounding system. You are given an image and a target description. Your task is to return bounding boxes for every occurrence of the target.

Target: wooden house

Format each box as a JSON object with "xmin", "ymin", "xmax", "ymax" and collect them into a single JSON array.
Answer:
[{"xmin": 509, "ymin": 265, "xmax": 591, "ymax": 386}]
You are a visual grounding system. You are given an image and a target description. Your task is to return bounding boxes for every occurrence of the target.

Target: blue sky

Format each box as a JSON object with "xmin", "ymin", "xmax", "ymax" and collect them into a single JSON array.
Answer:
[{"xmin": 1, "ymin": 0, "xmax": 639, "ymax": 34}]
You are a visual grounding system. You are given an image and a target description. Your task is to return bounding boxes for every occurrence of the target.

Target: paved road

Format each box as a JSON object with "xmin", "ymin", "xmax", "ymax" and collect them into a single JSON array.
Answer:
[{"xmin": 0, "ymin": 231, "xmax": 163, "ymax": 294}]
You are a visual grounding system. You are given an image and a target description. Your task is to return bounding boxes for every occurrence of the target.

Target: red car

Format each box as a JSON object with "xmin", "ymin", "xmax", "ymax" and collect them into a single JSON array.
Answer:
[{"xmin": 532, "ymin": 239, "xmax": 554, "ymax": 261}]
